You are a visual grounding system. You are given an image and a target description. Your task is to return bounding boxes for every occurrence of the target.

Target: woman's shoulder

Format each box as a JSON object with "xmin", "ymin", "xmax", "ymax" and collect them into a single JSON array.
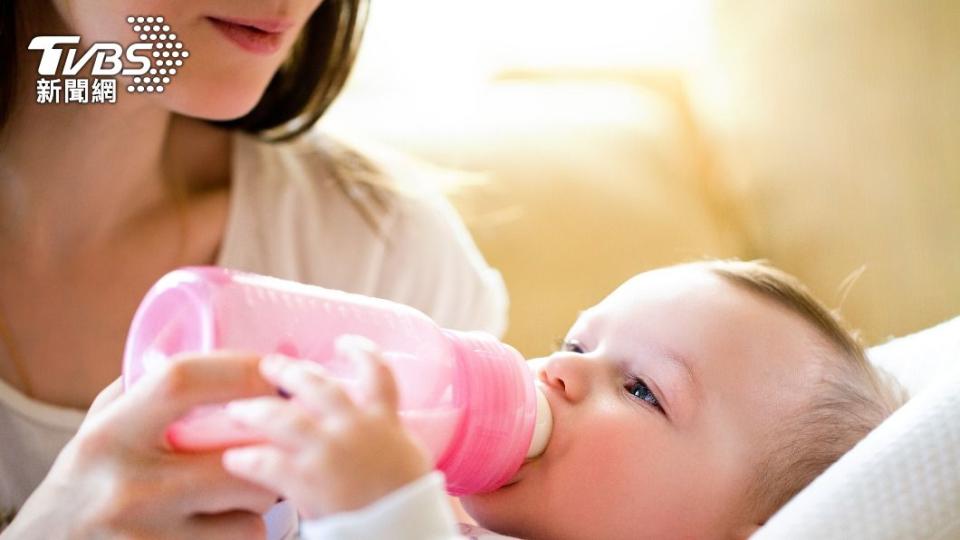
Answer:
[
  {"xmin": 232, "ymin": 127, "xmax": 444, "ymax": 211},
  {"xmin": 230, "ymin": 129, "xmax": 393, "ymax": 236},
  {"xmin": 225, "ymin": 130, "xmax": 508, "ymax": 335}
]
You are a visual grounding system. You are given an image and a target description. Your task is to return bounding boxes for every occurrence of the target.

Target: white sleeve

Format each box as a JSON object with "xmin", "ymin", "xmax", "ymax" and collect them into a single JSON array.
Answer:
[
  {"xmin": 298, "ymin": 472, "xmax": 464, "ymax": 540},
  {"xmin": 226, "ymin": 132, "xmax": 509, "ymax": 339},
  {"xmin": 377, "ymin": 189, "xmax": 509, "ymax": 338}
]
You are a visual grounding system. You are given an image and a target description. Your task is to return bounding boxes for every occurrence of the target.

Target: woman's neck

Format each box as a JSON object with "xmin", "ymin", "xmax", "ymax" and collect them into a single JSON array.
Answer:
[
  {"xmin": 0, "ymin": 109, "xmax": 233, "ymax": 267},
  {"xmin": 1, "ymin": 97, "xmax": 174, "ymax": 253},
  {"xmin": 0, "ymin": 12, "xmax": 231, "ymax": 271}
]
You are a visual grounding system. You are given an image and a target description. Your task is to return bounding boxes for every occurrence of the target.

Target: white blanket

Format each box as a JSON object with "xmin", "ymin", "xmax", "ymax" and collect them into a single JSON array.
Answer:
[{"xmin": 754, "ymin": 317, "xmax": 960, "ymax": 539}]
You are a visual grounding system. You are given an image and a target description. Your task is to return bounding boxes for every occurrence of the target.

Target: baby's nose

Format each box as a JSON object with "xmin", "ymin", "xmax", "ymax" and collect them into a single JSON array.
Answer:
[{"xmin": 532, "ymin": 354, "xmax": 591, "ymax": 403}]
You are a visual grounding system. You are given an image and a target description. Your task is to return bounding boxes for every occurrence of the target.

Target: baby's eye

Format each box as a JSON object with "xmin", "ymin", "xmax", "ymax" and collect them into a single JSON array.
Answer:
[
  {"xmin": 559, "ymin": 338, "xmax": 585, "ymax": 354},
  {"xmin": 625, "ymin": 377, "xmax": 664, "ymax": 414}
]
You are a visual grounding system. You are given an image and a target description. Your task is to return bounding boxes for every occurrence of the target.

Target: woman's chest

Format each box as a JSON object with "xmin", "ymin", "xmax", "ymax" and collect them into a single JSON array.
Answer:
[
  {"xmin": 0, "ymin": 272, "xmax": 155, "ymax": 409},
  {"xmin": 0, "ymin": 190, "xmax": 231, "ymax": 410}
]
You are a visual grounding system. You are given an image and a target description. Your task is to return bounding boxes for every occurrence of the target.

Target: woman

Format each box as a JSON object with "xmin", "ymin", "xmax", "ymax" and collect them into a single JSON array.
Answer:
[{"xmin": 0, "ymin": 0, "xmax": 507, "ymax": 537}]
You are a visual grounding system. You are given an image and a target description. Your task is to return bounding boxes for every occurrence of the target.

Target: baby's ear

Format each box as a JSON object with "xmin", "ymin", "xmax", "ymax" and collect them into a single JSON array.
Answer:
[{"xmin": 731, "ymin": 522, "xmax": 762, "ymax": 539}]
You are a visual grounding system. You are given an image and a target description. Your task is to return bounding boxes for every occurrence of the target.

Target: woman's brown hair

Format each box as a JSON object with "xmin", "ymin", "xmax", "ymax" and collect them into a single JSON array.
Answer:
[
  {"xmin": 0, "ymin": 0, "xmax": 370, "ymax": 141},
  {"xmin": 0, "ymin": 0, "xmax": 18, "ymax": 132}
]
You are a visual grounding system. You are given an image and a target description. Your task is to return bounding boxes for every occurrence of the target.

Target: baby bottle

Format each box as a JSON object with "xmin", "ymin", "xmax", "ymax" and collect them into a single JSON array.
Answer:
[{"xmin": 122, "ymin": 266, "xmax": 552, "ymax": 495}]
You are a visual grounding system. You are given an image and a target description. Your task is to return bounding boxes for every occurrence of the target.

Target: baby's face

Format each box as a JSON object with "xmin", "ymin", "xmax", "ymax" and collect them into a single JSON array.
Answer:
[{"xmin": 462, "ymin": 266, "xmax": 828, "ymax": 539}]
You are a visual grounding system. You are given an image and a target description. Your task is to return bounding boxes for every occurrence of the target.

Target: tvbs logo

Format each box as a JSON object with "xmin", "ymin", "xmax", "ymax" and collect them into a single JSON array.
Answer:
[
  {"xmin": 29, "ymin": 36, "xmax": 152, "ymax": 76},
  {"xmin": 28, "ymin": 16, "xmax": 189, "ymax": 104}
]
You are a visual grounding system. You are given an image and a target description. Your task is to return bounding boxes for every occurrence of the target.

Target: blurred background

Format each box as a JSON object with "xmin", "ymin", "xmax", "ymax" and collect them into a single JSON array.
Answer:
[{"xmin": 320, "ymin": 0, "xmax": 960, "ymax": 358}]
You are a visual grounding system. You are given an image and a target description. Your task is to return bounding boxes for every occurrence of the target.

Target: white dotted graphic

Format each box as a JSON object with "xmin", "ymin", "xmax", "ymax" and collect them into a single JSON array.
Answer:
[{"xmin": 125, "ymin": 15, "xmax": 188, "ymax": 94}]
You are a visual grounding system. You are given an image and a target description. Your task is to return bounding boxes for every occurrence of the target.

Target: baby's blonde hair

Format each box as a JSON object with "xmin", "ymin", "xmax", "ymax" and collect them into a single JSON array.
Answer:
[{"xmin": 701, "ymin": 260, "xmax": 906, "ymax": 522}]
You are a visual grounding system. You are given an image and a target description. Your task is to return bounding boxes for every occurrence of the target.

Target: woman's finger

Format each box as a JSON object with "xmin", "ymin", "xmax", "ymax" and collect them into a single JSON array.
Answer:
[
  {"xmin": 225, "ymin": 396, "xmax": 324, "ymax": 449},
  {"xmin": 81, "ymin": 377, "xmax": 123, "ymax": 427},
  {"xmin": 166, "ymin": 452, "xmax": 280, "ymax": 515},
  {"xmin": 259, "ymin": 354, "xmax": 356, "ymax": 416},
  {"xmin": 337, "ymin": 335, "xmax": 400, "ymax": 415},
  {"xmin": 222, "ymin": 444, "xmax": 295, "ymax": 497},
  {"xmin": 106, "ymin": 351, "xmax": 274, "ymax": 447}
]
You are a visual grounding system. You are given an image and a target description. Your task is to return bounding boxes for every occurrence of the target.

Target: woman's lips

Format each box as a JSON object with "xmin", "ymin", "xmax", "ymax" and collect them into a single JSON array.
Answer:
[{"xmin": 206, "ymin": 16, "xmax": 292, "ymax": 55}]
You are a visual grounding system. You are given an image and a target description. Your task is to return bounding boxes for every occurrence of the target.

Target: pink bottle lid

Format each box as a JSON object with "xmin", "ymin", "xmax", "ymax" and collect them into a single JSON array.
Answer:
[{"xmin": 438, "ymin": 330, "xmax": 540, "ymax": 495}]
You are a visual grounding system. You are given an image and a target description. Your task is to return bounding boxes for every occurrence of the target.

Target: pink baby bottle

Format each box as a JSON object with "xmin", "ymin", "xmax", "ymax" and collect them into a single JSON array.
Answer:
[{"xmin": 122, "ymin": 266, "xmax": 552, "ymax": 495}]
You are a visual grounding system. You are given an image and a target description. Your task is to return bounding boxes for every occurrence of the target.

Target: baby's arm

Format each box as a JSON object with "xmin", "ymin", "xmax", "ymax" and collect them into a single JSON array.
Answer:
[
  {"xmin": 299, "ymin": 470, "xmax": 460, "ymax": 539},
  {"xmin": 220, "ymin": 337, "xmax": 463, "ymax": 538}
]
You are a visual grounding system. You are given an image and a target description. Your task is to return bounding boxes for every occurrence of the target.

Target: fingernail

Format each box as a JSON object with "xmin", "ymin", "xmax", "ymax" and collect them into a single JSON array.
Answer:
[
  {"xmin": 335, "ymin": 334, "xmax": 376, "ymax": 353},
  {"xmin": 222, "ymin": 448, "xmax": 253, "ymax": 470},
  {"xmin": 261, "ymin": 354, "xmax": 289, "ymax": 378},
  {"xmin": 225, "ymin": 399, "xmax": 258, "ymax": 417}
]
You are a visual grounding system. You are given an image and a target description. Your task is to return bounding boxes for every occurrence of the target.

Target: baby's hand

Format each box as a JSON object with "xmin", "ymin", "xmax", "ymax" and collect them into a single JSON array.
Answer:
[{"xmin": 221, "ymin": 336, "xmax": 432, "ymax": 520}]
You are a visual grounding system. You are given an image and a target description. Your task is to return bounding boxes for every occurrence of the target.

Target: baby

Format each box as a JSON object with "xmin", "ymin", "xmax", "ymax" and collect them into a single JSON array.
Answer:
[{"xmin": 220, "ymin": 260, "xmax": 905, "ymax": 539}]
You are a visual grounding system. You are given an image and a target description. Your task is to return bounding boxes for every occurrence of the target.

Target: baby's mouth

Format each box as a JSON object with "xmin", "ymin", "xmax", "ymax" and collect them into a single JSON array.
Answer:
[{"xmin": 502, "ymin": 456, "xmax": 539, "ymax": 487}]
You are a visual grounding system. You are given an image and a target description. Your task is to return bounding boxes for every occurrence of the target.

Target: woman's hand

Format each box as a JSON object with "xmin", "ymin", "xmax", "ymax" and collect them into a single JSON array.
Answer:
[
  {"xmin": 221, "ymin": 336, "xmax": 432, "ymax": 520},
  {"xmin": 2, "ymin": 352, "xmax": 281, "ymax": 540}
]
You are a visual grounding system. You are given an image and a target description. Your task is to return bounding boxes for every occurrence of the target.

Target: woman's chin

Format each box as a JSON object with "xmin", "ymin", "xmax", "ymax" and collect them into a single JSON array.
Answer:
[
  {"xmin": 195, "ymin": 104, "xmax": 259, "ymax": 121},
  {"xmin": 160, "ymin": 81, "xmax": 272, "ymax": 121}
]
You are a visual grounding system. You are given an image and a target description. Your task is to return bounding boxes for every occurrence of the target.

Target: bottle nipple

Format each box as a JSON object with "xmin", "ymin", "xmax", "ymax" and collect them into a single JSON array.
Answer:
[{"xmin": 526, "ymin": 386, "xmax": 553, "ymax": 458}]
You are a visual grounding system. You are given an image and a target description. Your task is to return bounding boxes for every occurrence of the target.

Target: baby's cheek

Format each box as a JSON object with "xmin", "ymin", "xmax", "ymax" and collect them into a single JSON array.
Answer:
[{"xmin": 557, "ymin": 418, "xmax": 692, "ymax": 529}]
